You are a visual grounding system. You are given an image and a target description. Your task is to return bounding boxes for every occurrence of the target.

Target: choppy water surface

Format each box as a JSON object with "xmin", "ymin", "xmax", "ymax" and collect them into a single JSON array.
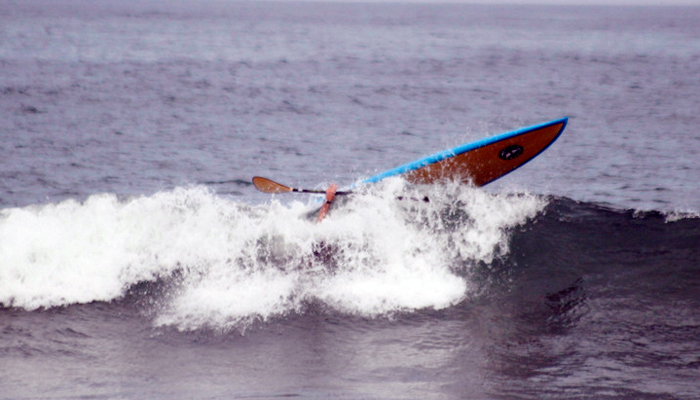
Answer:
[{"xmin": 1, "ymin": 1, "xmax": 699, "ymax": 399}]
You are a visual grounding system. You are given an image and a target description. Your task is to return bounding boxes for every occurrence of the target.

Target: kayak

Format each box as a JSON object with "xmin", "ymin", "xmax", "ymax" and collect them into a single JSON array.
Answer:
[
  {"xmin": 253, "ymin": 117, "xmax": 569, "ymax": 220},
  {"xmin": 362, "ymin": 117, "xmax": 568, "ymax": 187}
]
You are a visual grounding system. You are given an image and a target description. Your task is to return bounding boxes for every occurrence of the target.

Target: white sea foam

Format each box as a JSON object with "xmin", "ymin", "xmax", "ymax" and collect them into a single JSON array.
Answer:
[
  {"xmin": 662, "ymin": 209, "xmax": 700, "ymax": 223},
  {"xmin": 0, "ymin": 181, "xmax": 545, "ymax": 330}
]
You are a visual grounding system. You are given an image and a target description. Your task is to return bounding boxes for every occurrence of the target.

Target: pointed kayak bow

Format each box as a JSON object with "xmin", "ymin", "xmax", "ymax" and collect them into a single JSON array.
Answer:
[{"xmin": 362, "ymin": 117, "xmax": 568, "ymax": 187}]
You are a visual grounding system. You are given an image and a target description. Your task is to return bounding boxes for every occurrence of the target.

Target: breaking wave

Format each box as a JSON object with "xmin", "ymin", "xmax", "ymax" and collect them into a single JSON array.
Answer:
[{"xmin": 0, "ymin": 179, "xmax": 545, "ymax": 330}]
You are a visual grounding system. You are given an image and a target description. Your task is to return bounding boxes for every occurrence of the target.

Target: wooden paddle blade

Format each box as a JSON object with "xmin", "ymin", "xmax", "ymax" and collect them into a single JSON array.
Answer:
[{"xmin": 252, "ymin": 176, "xmax": 293, "ymax": 194}]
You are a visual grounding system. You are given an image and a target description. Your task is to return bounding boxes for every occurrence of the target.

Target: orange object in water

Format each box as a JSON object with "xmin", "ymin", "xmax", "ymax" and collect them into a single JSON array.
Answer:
[
  {"xmin": 362, "ymin": 117, "xmax": 568, "ymax": 187},
  {"xmin": 316, "ymin": 183, "xmax": 338, "ymax": 222}
]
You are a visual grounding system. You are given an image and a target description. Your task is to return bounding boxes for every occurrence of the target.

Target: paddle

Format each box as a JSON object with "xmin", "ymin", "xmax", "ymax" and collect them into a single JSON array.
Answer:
[
  {"xmin": 252, "ymin": 176, "xmax": 428, "ymax": 203},
  {"xmin": 252, "ymin": 176, "xmax": 351, "ymax": 195}
]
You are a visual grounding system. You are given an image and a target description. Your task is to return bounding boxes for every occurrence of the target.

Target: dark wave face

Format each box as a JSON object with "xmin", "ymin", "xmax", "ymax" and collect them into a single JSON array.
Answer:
[{"xmin": 476, "ymin": 197, "xmax": 700, "ymax": 398}]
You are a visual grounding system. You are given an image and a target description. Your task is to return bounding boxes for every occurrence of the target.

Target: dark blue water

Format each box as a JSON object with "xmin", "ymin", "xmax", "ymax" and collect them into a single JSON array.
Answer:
[{"xmin": 1, "ymin": 1, "xmax": 699, "ymax": 399}]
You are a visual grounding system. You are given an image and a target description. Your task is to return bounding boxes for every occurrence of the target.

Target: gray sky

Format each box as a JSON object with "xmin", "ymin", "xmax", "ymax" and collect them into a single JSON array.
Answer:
[{"xmin": 270, "ymin": 0, "xmax": 699, "ymax": 5}]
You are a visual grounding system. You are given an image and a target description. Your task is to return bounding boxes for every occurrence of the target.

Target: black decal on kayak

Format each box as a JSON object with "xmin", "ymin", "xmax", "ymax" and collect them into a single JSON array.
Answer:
[{"xmin": 499, "ymin": 144, "xmax": 524, "ymax": 161}]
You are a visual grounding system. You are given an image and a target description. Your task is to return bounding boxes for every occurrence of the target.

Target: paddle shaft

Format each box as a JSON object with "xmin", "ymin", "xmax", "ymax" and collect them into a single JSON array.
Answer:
[{"xmin": 252, "ymin": 176, "xmax": 350, "ymax": 195}]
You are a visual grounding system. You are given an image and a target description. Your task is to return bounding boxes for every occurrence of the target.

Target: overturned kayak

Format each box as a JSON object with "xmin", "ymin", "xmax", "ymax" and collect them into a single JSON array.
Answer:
[{"xmin": 253, "ymin": 117, "xmax": 568, "ymax": 220}]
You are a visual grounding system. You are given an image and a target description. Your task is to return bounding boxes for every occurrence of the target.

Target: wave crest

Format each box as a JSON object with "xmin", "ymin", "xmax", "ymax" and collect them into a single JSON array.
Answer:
[{"xmin": 0, "ymin": 182, "xmax": 545, "ymax": 330}]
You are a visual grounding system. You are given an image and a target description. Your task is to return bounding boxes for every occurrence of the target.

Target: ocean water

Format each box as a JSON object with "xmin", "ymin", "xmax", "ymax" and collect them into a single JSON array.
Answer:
[{"xmin": 1, "ymin": 1, "xmax": 699, "ymax": 399}]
